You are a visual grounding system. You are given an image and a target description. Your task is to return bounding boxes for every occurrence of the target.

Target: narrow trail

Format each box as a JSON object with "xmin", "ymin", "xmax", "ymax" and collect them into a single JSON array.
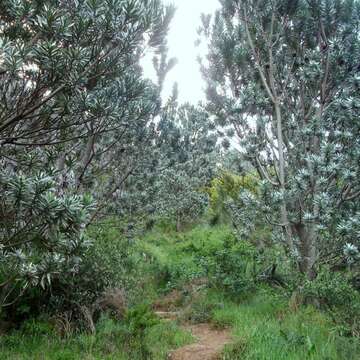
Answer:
[
  {"xmin": 154, "ymin": 293, "xmax": 232, "ymax": 360},
  {"xmin": 168, "ymin": 322, "xmax": 232, "ymax": 360}
]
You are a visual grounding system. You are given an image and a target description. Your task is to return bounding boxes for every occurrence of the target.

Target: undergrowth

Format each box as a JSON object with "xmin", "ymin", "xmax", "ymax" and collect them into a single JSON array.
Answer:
[
  {"xmin": 0, "ymin": 310, "xmax": 192, "ymax": 360},
  {"xmin": 1, "ymin": 223, "xmax": 359, "ymax": 359},
  {"xmin": 139, "ymin": 223, "xmax": 360, "ymax": 359}
]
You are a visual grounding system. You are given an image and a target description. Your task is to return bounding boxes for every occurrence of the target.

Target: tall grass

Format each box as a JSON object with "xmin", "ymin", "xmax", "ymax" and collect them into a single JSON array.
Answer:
[{"xmin": 0, "ymin": 315, "xmax": 192, "ymax": 360}]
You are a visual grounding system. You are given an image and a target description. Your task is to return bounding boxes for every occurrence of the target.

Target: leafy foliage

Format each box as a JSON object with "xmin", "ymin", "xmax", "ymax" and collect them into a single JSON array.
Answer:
[
  {"xmin": 204, "ymin": 237, "xmax": 257, "ymax": 296},
  {"xmin": 0, "ymin": 171, "xmax": 93, "ymax": 313},
  {"xmin": 1, "ymin": 1, "xmax": 360, "ymax": 356},
  {"xmin": 302, "ymin": 268, "xmax": 360, "ymax": 336},
  {"xmin": 150, "ymin": 103, "xmax": 219, "ymax": 230},
  {"xmin": 206, "ymin": 171, "xmax": 258, "ymax": 224}
]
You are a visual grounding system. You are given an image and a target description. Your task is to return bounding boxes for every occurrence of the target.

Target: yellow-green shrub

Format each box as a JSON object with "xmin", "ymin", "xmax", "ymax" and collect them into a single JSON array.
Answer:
[{"xmin": 206, "ymin": 171, "xmax": 258, "ymax": 223}]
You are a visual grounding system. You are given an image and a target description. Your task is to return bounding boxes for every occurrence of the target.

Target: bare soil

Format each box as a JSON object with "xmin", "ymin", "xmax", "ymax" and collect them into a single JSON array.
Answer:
[
  {"xmin": 168, "ymin": 322, "xmax": 232, "ymax": 360},
  {"xmin": 154, "ymin": 289, "xmax": 232, "ymax": 360}
]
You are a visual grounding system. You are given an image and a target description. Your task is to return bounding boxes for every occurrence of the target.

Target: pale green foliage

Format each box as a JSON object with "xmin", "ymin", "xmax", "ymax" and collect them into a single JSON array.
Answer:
[
  {"xmin": 202, "ymin": 0, "xmax": 360, "ymax": 273},
  {"xmin": 151, "ymin": 103, "xmax": 219, "ymax": 228},
  {"xmin": 0, "ymin": 0, "xmax": 174, "ymax": 314},
  {"xmin": 0, "ymin": 171, "xmax": 94, "ymax": 308},
  {"xmin": 155, "ymin": 168, "xmax": 208, "ymax": 227}
]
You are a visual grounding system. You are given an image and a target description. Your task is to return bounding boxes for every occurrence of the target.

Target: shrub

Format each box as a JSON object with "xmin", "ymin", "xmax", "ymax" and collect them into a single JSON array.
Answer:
[
  {"xmin": 204, "ymin": 236, "xmax": 258, "ymax": 297},
  {"xmin": 206, "ymin": 171, "xmax": 258, "ymax": 223},
  {"xmin": 124, "ymin": 304, "xmax": 160, "ymax": 337},
  {"xmin": 181, "ymin": 291, "xmax": 223, "ymax": 323},
  {"xmin": 302, "ymin": 268, "xmax": 360, "ymax": 336},
  {"xmin": 0, "ymin": 172, "xmax": 95, "ymax": 324},
  {"xmin": 2, "ymin": 221, "xmax": 140, "ymax": 330},
  {"xmin": 87, "ymin": 221, "xmax": 139, "ymax": 288},
  {"xmin": 303, "ymin": 269, "xmax": 357, "ymax": 308},
  {"xmin": 122, "ymin": 304, "xmax": 160, "ymax": 358}
]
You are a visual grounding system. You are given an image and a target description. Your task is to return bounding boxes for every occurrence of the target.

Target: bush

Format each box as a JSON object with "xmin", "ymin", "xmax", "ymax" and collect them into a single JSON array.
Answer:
[
  {"xmin": 181, "ymin": 290, "xmax": 223, "ymax": 323},
  {"xmin": 86, "ymin": 221, "xmax": 138, "ymax": 291},
  {"xmin": 203, "ymin": 236, "xmax": 258, "ymax": 297},
  {"xmin": 206, "ymin": 171, "xmax": 258, "ymax": 224},
  {"xmin": 124, "ymin": 304, "xmax": 160, "ymax": 337},
  {"xmin": 2, "ymin": 220, "xmax": 140, "ymax": 331},
  {"xmin": 121, "ymin": 304, "xmax": 160, "ymax": 358},
  {"xmin": 303, "ymin": 269, "xmax": 357, "ymax": 308},
  {"xmin": 302, "ymin": 268, "xmax": 360, "ymax": 336},
  {"xmin": 0, "ymin": 172, "xmax": 94, "ymax": 323}
]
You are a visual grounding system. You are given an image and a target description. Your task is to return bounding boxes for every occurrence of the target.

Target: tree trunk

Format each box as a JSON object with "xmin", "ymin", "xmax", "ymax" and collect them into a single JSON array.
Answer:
[
  {"xmin": 56, "ymin": 153, "xmax": 67, "ymax": 195},
  {"xmin": 176, "ymin": 216, "xmax": 182, "ymax": 232},
  {"xmin": 77, "ymin": 135, "xmax": 95, "ymax": 189},
  {"xmin": 274, "ymin": 101, "xmax": 294, "ymax": 252},
  {"xmin": 293, "ymin": 223, "xmax": 317, "ymax": 279}
]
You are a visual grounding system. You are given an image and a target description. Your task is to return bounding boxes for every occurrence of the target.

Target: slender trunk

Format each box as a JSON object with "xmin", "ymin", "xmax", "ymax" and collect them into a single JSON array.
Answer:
[
  {"xmin": 244, "ymin": 7, "xmax": 293, "ymax": 251},
  {"xmin": 296, "ymin": 107, "xmax": 321, "ymax": 279},
  {"xmin": 176, "ymin": 215, "xmax": 182, "ymax": 232},
  {"xmin": 56, "ymin": 153, "xmax": 67, "ymax": 195},
  {"xmin": 275, "ymin": 101, "xmax": 294, "ymax": 251},
  {"xmin": 77, "ymin": 135, "xmax": 95, "ymax": 189}
]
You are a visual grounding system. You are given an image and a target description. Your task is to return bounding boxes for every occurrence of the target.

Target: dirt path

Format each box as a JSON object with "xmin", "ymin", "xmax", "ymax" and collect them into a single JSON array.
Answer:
[
  {"xmin": 155, "ymin": 309, "xmax": 232, "ymax": 360},
  {"xmin": 168, "ymin": 322, "xmax": 232, "ymax": 360}
]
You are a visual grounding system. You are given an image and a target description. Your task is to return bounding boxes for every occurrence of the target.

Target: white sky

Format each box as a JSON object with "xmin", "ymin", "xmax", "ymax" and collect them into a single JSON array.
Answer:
[{"xmin": 142, "ymin": 0, "xmax": 220, "ymax": 104}]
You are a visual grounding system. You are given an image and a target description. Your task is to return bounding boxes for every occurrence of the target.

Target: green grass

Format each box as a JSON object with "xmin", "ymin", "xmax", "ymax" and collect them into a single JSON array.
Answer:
[
  {"xmin": 137, "ymin": 223, "xmax": 236, "ymax": 289},
  {"xmin": 185, "ymin": 288, "xmax": 360, "ymax": 360},
  {"xmin": 0, "ymin": 316, "xmax": 193, "ymax": 360},
  {"xmin": 138, "ymin": 224, "xmax": 360, "ymax": 359},
  {"xmin": 140, "ymin": 224, "xmax": 360, "ymax": 359}
]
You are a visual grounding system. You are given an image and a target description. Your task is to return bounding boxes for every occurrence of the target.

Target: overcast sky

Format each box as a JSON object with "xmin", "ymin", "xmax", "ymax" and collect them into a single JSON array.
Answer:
[{"xmin": 142, "ymin": 0, "xmax": 220, "ymax": 104}]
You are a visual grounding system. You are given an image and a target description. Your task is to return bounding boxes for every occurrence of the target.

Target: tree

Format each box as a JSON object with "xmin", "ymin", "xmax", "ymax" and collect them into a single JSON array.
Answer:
[
  {"xmin": 0, "ymin": 0, "xmax": 175, "ymax": 208},
  {"xmin": 152, "ymin": 101, "xmax": 219, "ymax": 230},
  {"xmin": 0, "ymin": 0, "xmax": 174, "ymax": 311},
  {"xmin": 201, "ymin": 0, "xmax": 360, "ymax": 278}
]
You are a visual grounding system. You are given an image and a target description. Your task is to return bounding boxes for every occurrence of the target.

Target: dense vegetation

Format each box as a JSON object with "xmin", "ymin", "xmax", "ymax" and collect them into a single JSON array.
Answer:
[
  {"xmin": 1, "ymin": 224, "xmax": 359, "ymax": 359},
  {"xmin": 0, "ymin": 0, "xmax": 359, "ymax": 359}
]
